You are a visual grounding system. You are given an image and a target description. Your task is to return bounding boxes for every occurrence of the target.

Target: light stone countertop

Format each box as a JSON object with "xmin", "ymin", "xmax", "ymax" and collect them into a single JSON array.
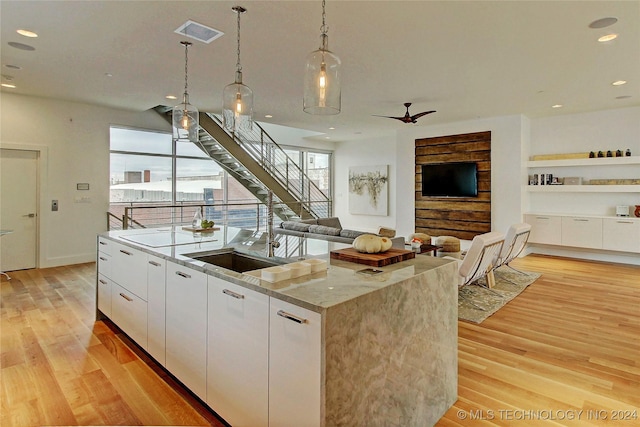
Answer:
[{"xmin": 101, "ymin": 225, "xmax": 455, "ymax": 313}]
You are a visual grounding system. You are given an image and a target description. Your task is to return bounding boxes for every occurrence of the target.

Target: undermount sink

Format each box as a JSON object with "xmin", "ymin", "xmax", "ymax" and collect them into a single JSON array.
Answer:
[{"xmin": 187, "ymin": 250, "xmax": 282, "ymax": 273}]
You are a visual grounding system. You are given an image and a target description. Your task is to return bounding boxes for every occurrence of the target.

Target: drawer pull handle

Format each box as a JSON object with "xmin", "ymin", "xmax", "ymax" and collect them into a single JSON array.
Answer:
[
  {"xmin": 536, "ymin": 217, "xmax": 549, "ymax": 220},
  {"xmin": 99, "ymin": 241, "xmax": 107, "ymax": 246},
  {"xmin": 573, "ymin": 219, "xmax": 589, "ymax": 222},
  {"xmin": 120, "ymin": 249, "xmax": 133, "ymax": 256},
  {"xmin": 616, "ymin": 221, "xmax": 633, "ymax": 224},
  {"xmin": 222, "ymin": 289, "xmax": 245, "ymax": 299},
  {"xmin": 277, "ymin": 310, "xmax": 307, "ymax": 324},
  {"xmin": 176, "ymin": 271, "xmax": 191, "ymax": 279},
  {"xmin": 148, "ymin": 261, "xmax": 161, "ymax": 267},
  {"xmin": 119, "ymin": 293, "xmax": 133, "ymax": 302},
  {"xmin": 98, "ymin": 279, "xmax": 107, "ymax": 285},
  {"xmin": 99, "ymin": 256, "xmax": 108, "ymax": 261}
]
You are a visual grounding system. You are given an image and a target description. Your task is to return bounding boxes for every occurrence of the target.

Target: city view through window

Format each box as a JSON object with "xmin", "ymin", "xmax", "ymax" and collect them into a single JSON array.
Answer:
[{"xmin": 109, "ymin": 127, "xmax": 331, "ymax": 230}]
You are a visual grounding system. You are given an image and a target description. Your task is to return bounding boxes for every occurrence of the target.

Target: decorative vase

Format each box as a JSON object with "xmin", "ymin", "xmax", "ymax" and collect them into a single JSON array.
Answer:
[{"xmin": 634, "ymin": 205, "xmax": 640, "ymax": 218}]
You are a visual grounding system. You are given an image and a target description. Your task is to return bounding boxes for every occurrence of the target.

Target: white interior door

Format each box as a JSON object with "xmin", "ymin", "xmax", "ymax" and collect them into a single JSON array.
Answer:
[{"xmin": 1, "ymin": 149, "xmax": 38, "ymax": 271}]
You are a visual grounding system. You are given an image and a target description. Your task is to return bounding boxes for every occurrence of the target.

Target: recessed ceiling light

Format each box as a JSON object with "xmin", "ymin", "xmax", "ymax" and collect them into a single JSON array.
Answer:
[
  {"xmin": 588, "ymin": 17, "xmax": 618, "ymax": 29},
  {"xmin": 165, "ymin": 95, "xmax": 177, "ymax": 100},
  {"xmin": 264, "ymin": 114, "xmax": 273, "ymax": 118},
  {"xmin": 612, "ymin": 80, "xmax": 627, "ymax": 86},
  {"xmin": 1, "ymin": 83, "xmax": 17, "ymax": 88},
  {"xmin": 104, "ymin": 72, "xmax": 113, "ymax": 78},
  {"xmin": 329, "ymin": 127, "xmax": 335, "ymax": 130},
  {"xmin": 4, "ymin": 64, "xmax": 22, "ymax": 70},
  {"xmin": 17, "ymin": 29, "xmax": 38, "ymax": 38},
  {"xmin": 8, "ymin": 41, "xmax": 35, "ymax": 51},
  {"xmin": 598, "ymin": 33, "xmax": 618, "ymax": 42},
  {"xmin": 552, "ymin": 104, "xmax": 563, "ymax": 108},
  {"xmin": 325, "ymin": 136, "xmax": 330, "ymax": 139}
]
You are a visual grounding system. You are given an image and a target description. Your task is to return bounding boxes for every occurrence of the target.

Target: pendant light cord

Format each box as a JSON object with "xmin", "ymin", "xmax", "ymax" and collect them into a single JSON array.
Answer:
[
  {"xmin": 321, "ymin": 0, "xmax": 328, "ymax": 35},
  {"xmin": 181, "ymin": 41, "xmax": 192, "ymax": 103},
  {"xmin": 236, "ymin": 7, "xmax": 242, "ymax": 74}
]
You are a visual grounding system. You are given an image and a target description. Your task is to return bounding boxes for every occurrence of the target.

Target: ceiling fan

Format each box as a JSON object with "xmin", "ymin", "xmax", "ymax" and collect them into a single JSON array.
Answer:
[{"xmin": 374, "ymin": 102, "xmax": 436, "ymax": 124}]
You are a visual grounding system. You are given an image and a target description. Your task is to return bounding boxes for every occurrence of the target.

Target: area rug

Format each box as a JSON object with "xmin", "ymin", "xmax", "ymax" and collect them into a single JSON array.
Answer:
[{"xmin": 458, "ymin": 266, "xmax": 541, "ymax": 324}]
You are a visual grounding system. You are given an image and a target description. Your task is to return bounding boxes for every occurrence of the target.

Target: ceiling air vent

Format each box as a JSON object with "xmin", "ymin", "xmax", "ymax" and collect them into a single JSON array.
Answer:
[{"xmin": 174, "ymin": 20, "xmax": 224, "ymax": 44}]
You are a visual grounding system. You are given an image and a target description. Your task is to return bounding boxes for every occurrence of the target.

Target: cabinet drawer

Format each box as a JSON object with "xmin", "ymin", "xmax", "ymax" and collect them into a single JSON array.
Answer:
[
  {"xmin": 269, "ymin": 298, "xmax": 321, "ymax": 427},
  {"xmin": 603, "ymin": 219, "xmax": 640, "ymax": 253},
  {"xmin": 112, "ymin": 243, "xmax": 147, "ymax": 300},
  {"xmin": 525, "ymin": 214, "xmax": 562, "ymax": 245},
  {"xmin": 97, "ymin": 237, "xmax": 112, "ymax": 256},
  {"xmin": 561, "ymin": 217, "xmax": 603, "ymax": 249},
  {"xmin": 97, "ymin": 253, "xmax": 112, "ymax": 279},
  {"xmin": 97, "ymin": 274, "xmax": 112, "ymax": 318},
  {"xmin": 111, "ymin": 283, "xmax": 148, "ymax": 349}
]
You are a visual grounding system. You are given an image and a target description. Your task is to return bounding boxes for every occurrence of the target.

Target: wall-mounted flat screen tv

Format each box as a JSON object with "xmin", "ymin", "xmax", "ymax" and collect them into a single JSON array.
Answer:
[{"xmin": 421, "ymin": 162, "xmax": 478, "ymax": 197}]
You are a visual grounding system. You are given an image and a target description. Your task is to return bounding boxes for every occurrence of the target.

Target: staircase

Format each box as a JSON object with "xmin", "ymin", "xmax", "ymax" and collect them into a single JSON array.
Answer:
[{"xmin": 154, "ymin": 106, "xmax": 331, "ymax": 222}]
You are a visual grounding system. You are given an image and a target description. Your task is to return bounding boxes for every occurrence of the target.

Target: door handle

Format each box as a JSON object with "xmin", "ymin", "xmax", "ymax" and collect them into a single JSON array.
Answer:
[{"xmin": 22, "ymin": 213, "xmax": 36, "ymax": 218}]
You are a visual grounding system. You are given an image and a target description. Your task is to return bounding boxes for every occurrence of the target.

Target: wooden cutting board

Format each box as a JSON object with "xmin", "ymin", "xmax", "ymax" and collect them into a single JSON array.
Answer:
[{"xmin": 330, "ymin": 247, "xmax": 415, "ymax": 267}]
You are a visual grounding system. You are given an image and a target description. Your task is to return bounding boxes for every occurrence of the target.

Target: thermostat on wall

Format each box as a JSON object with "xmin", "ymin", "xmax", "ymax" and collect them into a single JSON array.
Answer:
[{"xmin": 616, "ymin": 205, "xmax": 629, "ymax": 217}]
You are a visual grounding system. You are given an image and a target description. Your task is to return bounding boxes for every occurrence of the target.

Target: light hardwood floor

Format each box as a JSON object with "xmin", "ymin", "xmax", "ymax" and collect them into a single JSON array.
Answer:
[{"xmin": 1, "ymin": 255, "xmax": 638, "ymax": 426}]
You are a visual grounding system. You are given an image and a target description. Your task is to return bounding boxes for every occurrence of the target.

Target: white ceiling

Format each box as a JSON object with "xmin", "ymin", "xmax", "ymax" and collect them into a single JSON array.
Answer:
[{"xmin": 2, "ymin": 1, "xmax": 638, "ymax": 142}]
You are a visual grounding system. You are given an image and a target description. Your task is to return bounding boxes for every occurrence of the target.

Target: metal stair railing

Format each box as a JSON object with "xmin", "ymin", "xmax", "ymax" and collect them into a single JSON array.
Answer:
[{"xmin": 206, "ymin": 113, "xmax": 331, "ymax": 219}]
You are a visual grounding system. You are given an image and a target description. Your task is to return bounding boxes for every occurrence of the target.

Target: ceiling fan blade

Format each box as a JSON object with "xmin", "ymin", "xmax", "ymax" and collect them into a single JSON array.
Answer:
[
  {"xmin": 372, "ymin": 115, "xmax": 408, "ymax": 121},
  {"xmin": 410, "ymin": 110, "xmax": 436, "ymax": 120}
]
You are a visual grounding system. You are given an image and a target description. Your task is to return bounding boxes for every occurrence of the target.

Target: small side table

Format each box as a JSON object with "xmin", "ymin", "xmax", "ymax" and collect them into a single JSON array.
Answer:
[
  {"xmin": 406, "ymin": 243, "xmax": 442, "ymax": 256},
  {"xmin": 0, "ymin": 229, "xmax": 13, "ymax": 280}
]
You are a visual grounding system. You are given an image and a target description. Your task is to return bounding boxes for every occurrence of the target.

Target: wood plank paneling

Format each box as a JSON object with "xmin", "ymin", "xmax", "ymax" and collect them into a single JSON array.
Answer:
[{"xmin": 415, "ymin": 131, "xmax": 491, "ymax": 239}]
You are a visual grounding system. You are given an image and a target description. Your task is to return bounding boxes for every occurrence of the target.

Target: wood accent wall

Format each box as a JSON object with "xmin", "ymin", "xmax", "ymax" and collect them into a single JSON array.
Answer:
[{"xmin": 415, "ymin": 131, "xmax": 491, "ymax": 240}]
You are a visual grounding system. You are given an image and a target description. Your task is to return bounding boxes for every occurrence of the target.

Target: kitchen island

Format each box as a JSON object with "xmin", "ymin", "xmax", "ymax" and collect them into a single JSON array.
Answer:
[{"xmin": 96, "ymin": 226, "xmax": 458, "ymax": 427}]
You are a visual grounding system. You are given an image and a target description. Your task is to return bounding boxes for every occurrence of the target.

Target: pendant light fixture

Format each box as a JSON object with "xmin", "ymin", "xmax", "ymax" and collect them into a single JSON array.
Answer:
[
  {"xmin": 303, "ymin": 0, "xmax": 341, "ymax": 115},
  {"xmin": 223, "ymin": 5, "xmax": 253, "ymax": 132},
  {"xmin": 172, "ymin": 41, "xmax": 199, "ymax": 143}
]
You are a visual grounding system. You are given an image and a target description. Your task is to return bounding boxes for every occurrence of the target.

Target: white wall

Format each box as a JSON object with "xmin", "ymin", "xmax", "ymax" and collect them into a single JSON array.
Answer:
[
  {"xmin": 1, "ymin": 93, "xmax": 170, "ymax": 267},
  {"xmin": 333, "ymin": 134, "xmax": 398, "ymax": 233}
]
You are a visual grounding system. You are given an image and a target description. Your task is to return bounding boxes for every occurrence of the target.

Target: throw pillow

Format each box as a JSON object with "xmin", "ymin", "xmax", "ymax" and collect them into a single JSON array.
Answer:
[
  {"xmin": 281, "ymin": 221, "xmax": 311, "ymax": 232},
  {"xmin": 309, "ymin": 224, "xmax": 342, "ymax": 236}
]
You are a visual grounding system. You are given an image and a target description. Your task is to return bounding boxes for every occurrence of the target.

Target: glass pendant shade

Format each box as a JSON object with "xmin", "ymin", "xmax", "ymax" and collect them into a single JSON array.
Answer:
[
  {"xmin": 172, "ymin": 95, "xmax": 199, "ymax": 142},
  {"xmin": 223, "ymin": 71, "xmax": 254, "ymax": 132}
]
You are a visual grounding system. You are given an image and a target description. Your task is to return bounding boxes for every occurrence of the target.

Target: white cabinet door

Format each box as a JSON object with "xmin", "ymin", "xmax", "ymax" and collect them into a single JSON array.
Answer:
[
  {"xmin": 111, "ymin": 282, "xmax": 148, "ymax": 349},
  {"xmin": 603, "ymin": 218, "xmax": 640, "ymax": 253},
  {"xmin": 97, "ymin": 274, "xmax": 112, "ymax": 318},
  {"xmin": 207, "ymin": 278, "xmax": 269, "ymax": 427},
  {"xmin": 525, "ymin": 214, "xmax": 562, "ymax": 245},
  {"xmin": 112, "ymin": 242, "xmax": 148, "ymax": 300},
  {"xmin": 147, "ymin": 255, "xmax": 166, "ymax": 366},
  {"xmin": 166, "ymin": 262, "xmax": 208, "ymax": 401},
  {"xmin": 561, "ymin": 217, "xmax": 603, "ymax": 249},
  {"xmin": 269, "ymin": 298, "xmax": 322, "ymax": 427}
]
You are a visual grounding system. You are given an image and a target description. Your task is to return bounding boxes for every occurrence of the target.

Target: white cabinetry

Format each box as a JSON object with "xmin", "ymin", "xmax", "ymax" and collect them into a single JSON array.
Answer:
[
  {"xmin": 525, "ymin": 213, "xmax": 640, "ymax": 254},
  {"xmin": 147, "ymin": 255, "xmax": 166, "ymax": 366},
  {"xmin": 524, "ymin": 214, "xmax": 562, "ymax": 245},
  {"xmin": 111, "ymin": 282, "xmax": 148, "ymax": 348},
  {"xmin": 112, "ymin": 243, "xmax": 148, "ymax": 300},
  {"xmin": 97, "ymin": 237, "xmax": 113, "ymax": 317},
  {"xmin": 269, "ymin": 298, "xmax": 322, "ymax": 427},
  {"xmin": 207, "ymin": 278, "xmax": 269, "ymax": 427},
  {"xmin": 166, "ymin": 261, "xmax": 208, "ymax": 401},
  {"xmin": 603, "ymin": 218, "xmax": 640, "ymax": 252},
  {"xmin": 561, "ymin": 216, "xmax": 603, "ymax": 249}
]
